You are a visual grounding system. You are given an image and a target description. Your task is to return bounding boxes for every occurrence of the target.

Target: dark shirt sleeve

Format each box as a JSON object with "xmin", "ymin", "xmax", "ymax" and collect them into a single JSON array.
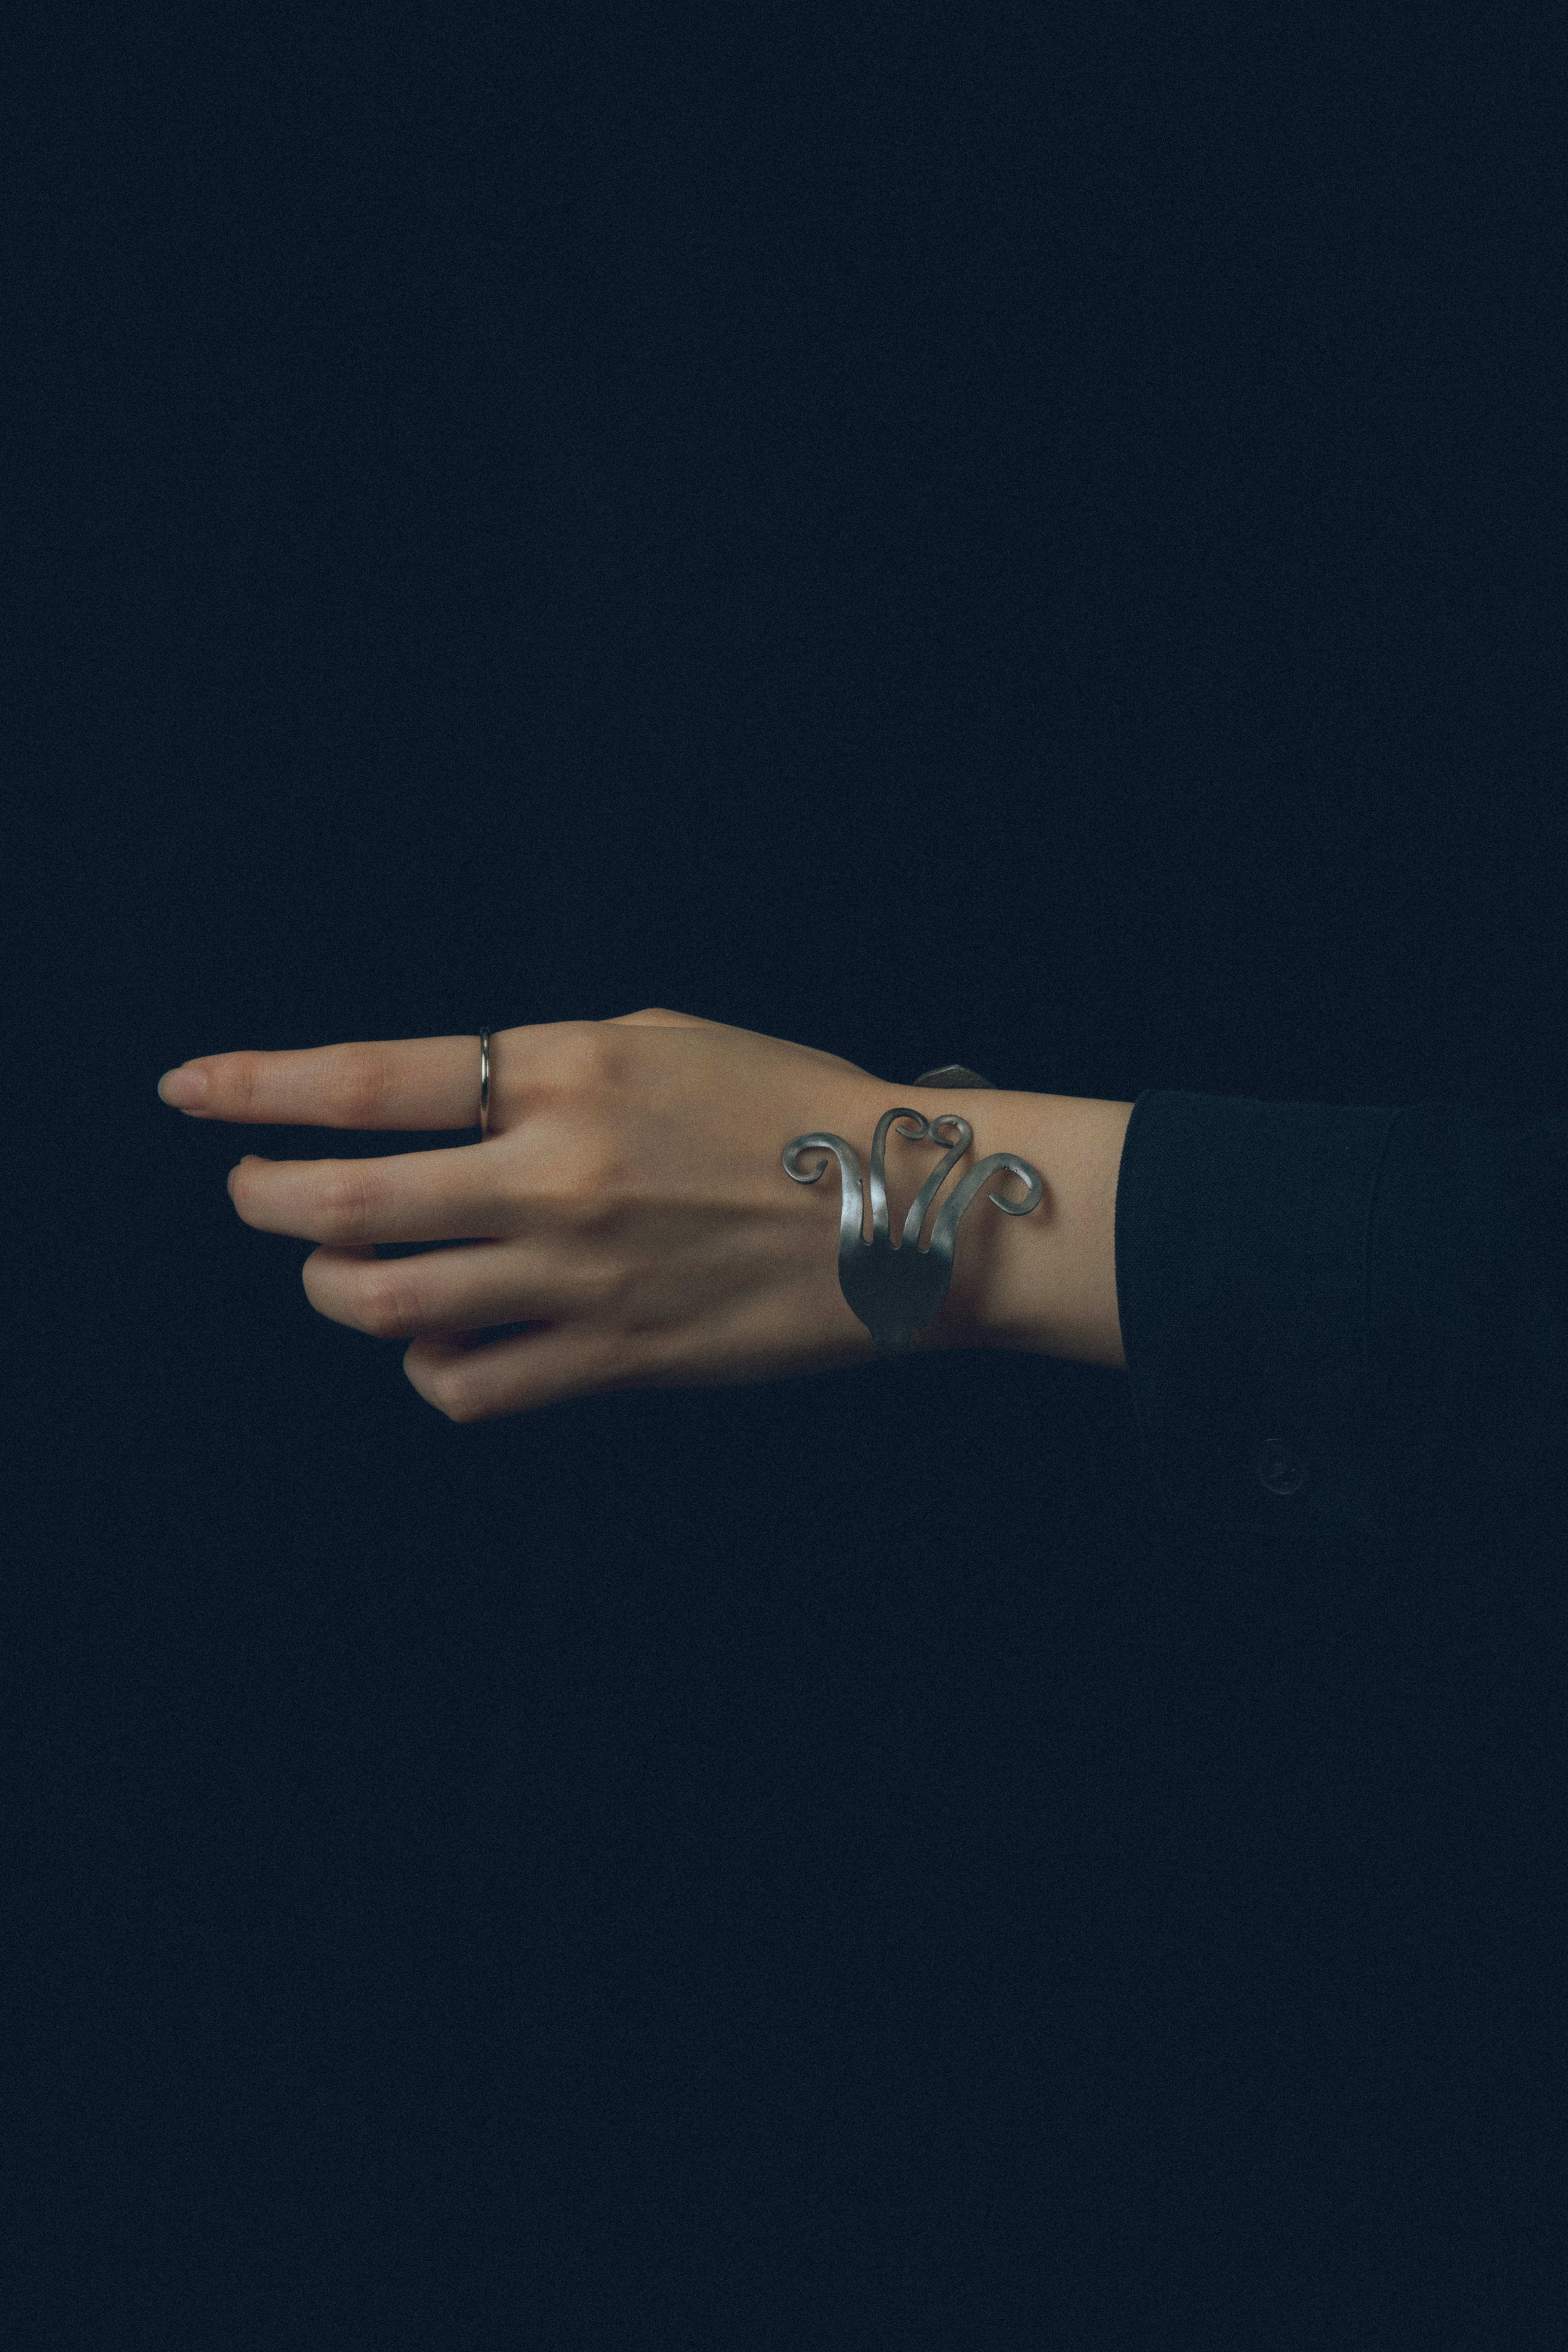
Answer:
[{"xmin": 1113, "ymin": 1089, "xmax": 1568, "ymax": 1622}]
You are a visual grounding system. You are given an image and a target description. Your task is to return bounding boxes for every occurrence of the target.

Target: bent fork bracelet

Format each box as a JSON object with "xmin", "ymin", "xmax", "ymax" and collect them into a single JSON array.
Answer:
[{"xmin": 782, "ymin": 1071, "xmax": 1043, "ymax": 1360}]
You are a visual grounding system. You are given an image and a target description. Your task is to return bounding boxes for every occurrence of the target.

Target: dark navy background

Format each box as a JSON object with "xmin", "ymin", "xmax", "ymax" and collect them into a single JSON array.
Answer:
[{"xmin": 8, "ymin": 5, "xmax": 1566, "ymax": 2344}]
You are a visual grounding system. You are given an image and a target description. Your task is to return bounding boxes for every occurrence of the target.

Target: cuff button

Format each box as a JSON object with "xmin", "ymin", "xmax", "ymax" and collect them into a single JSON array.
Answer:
[{"xmin": 1253, "ymin": 1437, "xmax": 1310, "ymax": 1498}]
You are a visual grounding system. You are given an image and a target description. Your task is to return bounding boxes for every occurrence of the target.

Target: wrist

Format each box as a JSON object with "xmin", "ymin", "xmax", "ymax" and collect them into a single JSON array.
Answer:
[{"xmin": 897, "ymin": 1086, "xmax": 1134, "ymax": 1369}]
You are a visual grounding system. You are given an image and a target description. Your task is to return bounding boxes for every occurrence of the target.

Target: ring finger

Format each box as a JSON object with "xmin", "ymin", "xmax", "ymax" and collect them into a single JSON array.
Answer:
[{"xmin": 302, "ymin": 1239, "xmax": 581, "ymax": 1341}]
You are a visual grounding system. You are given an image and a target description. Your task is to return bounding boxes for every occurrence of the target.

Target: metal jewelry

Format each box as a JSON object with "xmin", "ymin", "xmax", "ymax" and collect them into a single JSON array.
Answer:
[{"xmin": 783, "ymin": 1097, "xmax": 1043, "ymax": 1360}]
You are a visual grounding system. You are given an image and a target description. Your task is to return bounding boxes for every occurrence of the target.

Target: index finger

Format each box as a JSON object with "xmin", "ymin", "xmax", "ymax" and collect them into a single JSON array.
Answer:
[{"xmin": 156, "ymin": 1035, "xmax": 487, "ymax": 1129}]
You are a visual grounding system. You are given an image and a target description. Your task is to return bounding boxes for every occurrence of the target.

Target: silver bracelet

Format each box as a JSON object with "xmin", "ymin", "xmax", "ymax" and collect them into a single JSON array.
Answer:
[{"xmin": 783, "ymin": 1067, "xmax": 1043, "ymax": 1360}]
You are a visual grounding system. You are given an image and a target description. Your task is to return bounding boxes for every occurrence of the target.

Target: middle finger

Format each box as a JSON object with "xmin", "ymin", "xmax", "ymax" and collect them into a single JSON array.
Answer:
[
  {"xmin": 303, "ymin": 1238, "xmax": 577, "ymax": 1340},
  {"xmin": 227, "ymin": 1141, "xmax": 511, "ymax": 1246}
]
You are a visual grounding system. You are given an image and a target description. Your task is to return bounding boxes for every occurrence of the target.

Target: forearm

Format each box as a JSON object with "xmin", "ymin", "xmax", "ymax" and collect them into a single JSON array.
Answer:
[{"xmin": 907, "ymin": 1088, "xmax": 1136, "ymax": 1370}]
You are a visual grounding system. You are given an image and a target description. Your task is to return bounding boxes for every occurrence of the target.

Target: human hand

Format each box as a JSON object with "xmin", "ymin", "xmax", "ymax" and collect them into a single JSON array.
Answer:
[{"xmin": 156, "ymin": 1009, "xmax": 973, "ymax": 1422}]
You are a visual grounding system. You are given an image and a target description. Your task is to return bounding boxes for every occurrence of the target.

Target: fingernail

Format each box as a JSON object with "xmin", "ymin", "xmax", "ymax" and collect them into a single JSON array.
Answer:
[{"xmin": 158, "ymin": 1064, "xmax": 207, "ymax": 1106}]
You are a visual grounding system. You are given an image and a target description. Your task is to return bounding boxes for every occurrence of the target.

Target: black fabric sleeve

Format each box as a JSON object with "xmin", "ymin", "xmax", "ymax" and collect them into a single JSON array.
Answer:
[{"xmin": 1113, "ymin": 1088, "xmax": 1568, "ymax": 1613}]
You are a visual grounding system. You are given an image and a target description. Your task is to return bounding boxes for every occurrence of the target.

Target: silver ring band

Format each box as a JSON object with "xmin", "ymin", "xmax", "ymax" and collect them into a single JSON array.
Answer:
[{"xmin": 478, "ymin": 1028, "xmax": 490, "ymax": 1138}]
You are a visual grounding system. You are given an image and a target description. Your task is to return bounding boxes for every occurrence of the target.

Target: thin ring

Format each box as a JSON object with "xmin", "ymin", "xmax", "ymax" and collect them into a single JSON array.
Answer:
[{"xmin": 478, "ymin": 1028, "xmax": 490, "ymax": 1138}]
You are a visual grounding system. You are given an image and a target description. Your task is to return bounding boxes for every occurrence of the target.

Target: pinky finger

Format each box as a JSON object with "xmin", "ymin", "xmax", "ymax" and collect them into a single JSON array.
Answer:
[{"xmin": 402, "ymin": 1324, "xmax": 624, "ymax": 1424}]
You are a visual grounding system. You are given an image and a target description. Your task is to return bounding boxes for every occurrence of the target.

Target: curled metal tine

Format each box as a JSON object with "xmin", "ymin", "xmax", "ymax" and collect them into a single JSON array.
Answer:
[
  {"xmin": 783, "ymin": 1097, "xmax": 1043, "ymax": 1358},
  {"xmin": 867, "ymin": 1108, "xmax": 929, "ymax": 1241},
  {"xmin": 924, "ymin": 1153, "xmax": 1044, "ymax": 1278},
  {"xmin": 781, "ymin": 1133, "xmax": 866, "ymax": 1277},
  {"xmin": 900, "ymin": 1115, "xmax": 973, "ymax": 1249}
]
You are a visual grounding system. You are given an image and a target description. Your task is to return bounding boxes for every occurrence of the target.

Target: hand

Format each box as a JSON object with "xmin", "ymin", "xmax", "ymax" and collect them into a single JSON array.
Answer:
[{"xmin": 157, "ymin": 1009, "xmax": 942, "ymax": 1422}]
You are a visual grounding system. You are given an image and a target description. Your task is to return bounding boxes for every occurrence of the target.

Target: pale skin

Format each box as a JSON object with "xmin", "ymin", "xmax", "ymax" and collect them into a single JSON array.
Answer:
[{"xmin": 156, "ymin": 1009, "xmax": 1135, "ymax": 1423}]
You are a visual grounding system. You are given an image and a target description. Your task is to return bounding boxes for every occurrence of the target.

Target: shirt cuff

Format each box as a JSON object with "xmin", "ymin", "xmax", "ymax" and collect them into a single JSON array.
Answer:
[{"xmin": 1113, "ymin": 1088, "xmax": 1403, "ymax": 1555}]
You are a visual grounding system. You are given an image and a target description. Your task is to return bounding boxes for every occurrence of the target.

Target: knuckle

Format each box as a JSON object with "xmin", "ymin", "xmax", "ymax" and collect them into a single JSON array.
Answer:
[
  {"xmin": 314, "ymin": 1162, "xmax": 377, "ymax": 1244},
  {"xmin": 616, "ymin": 1006, "xmax": 708, "ymax": 1029},
  {"xmin": 330, "ymin": 1042, "xmax": 400, "ymax": 1126},
  {"xmin": 361, "ymin": 1265, "xmax": 424, "ymax": 1340},
  {"xmin": 538, "ymin": 1154, "xmax": 626, "ymax": 1238},
  {"xmin": 523, "ymin": 1120, "xmax": 626, "ymax": 1225},
  {"xmin": 565, "ymin": 1131, "xmax": 628, "ymax": 1209},
  {"xmin": 546, "ymin": 1020, "xmax": 619, "ymax": 1092},
  {"xmin": 224, "ymin": 1052, "xmax": 267, "ymax": 1119},
  {"xmin": 441, "ymin": 1385, "xmax": 487, "ymax": 1425},
  {"xmin": 412, "ymin": 1351, "xmax": 483, "ymax": 1423}
]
